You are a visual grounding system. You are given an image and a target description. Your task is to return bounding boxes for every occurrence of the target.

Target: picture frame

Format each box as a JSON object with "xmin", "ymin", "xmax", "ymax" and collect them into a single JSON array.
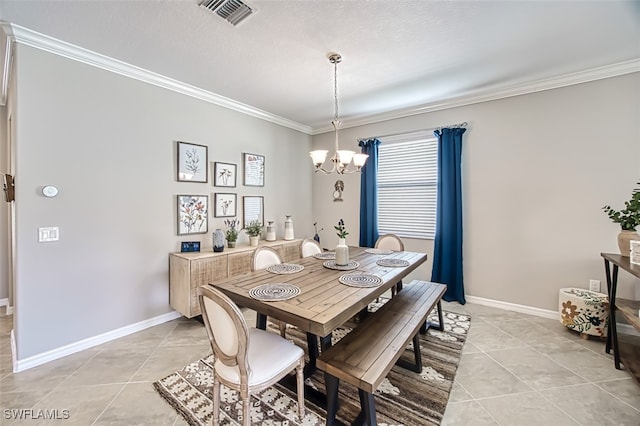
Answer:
[
  {"xmin": 243, "ymin": 196, "xmax": 264, "ymax": 228},
  {"xmin": 214, "ymin": 193, "xmax": 237, "ymax": 217},
  {"xmin": 177, "ymin": 195, "xmax": 208, "ymax": 235},
  {"xmin": 177, "ymin": 141, "xmax": 208, "ymax": 183},
  {"xmin": 243, "ymin": 153, "xmax": 265, "ymax": 187},
  {"xmin": 214, "ymin": 162, "xmax": 237, "ymax": 187}
]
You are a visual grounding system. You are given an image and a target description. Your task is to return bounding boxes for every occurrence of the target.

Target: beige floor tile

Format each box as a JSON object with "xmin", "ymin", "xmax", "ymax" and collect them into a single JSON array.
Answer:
[
  {"xmin": 93, "ymin": 382, "xmax": 183, "ymax": 426},
  {"xmin": 441, "ymin": 400, "xmax": 498, "ymax": 425},
  {"xmin": 486, "ymin": 347, "xmax": 587, "ymax": 390},
  {"xmin": 455, "ymin": 352, "xmax": 533, "ymax": 398},
  {"xmin": 60, "ymin": 347, "xmax": 153, "ymax": 387},
  {"xmin": 131, "ymin": 343, "xmax": 210, "ymax": 382},
  {"xmin": 95, "ymin": 320, "xmax": 180, "ymax": 351},
  {"xmin": 533, "ymin": 341, "xmax": 631, "ymax": 382},
  {"xmin": 15, "ymin": 383, "xmax": 124, "ymax": 425},
  {"xmin": 448, "ymin": 381, "xmax": 474, "ymax": 403},
  {"xmin": 159, "ymin": 320, "xmax": 209, "ymax": 347},
  {"xmin": 479, "ymin": 391, "xmax": 579, "ymax": 425},
  {"xmin": 492, "ymin": 318, "xmax": 573, "ymax": 345},
  {"xmin": 466, "ymin": 322, "xmax": 528, "ymax": 352},
  {"xmin": 541, "ymin": 383, "xmax": 640, "ymax": 425},
  {"xmin": 596, "ymin": 378, "xmax": 640, "ymax": 411}
]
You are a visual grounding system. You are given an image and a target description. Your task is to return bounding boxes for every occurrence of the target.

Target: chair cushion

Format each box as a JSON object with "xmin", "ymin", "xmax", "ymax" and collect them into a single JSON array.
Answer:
[{"xmin": 215, "ymin": 328, "xmax": 303, "ymax": 386}]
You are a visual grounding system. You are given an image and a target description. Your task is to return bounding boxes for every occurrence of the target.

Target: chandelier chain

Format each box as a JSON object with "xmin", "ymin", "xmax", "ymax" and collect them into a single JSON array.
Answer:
[{"xmin": 334, "ymin": 59, "xmax": 339, "ymax": 123}]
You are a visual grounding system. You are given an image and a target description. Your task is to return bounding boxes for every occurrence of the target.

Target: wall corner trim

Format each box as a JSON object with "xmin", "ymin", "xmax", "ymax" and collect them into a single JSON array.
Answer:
[{"xmin": 12, "ymin": 310, "xmax": 182, "ymax": 373}]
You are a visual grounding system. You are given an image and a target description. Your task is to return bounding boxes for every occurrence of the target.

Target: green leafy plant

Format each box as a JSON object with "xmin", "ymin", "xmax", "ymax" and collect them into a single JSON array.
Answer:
[
  {"xmin": 244, "ymin": 219, "xmax": 263, "ymax": 237},
  {"xmin": 603, "ymin": 181, "xmax": 640, "ymax": 231},
  {"xmin": 334, "ymin": 218, "xmax": 349, "ymax": 239},
  {"xmin": 224, "ymin": 218, "xmax": 239, "ymax": 242}
]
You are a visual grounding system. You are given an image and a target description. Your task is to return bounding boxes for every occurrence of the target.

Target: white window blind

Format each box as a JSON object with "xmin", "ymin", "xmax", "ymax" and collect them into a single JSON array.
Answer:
[{"xmin": 377, "ymin": 131, "xmax": 438, "ymax": 239}]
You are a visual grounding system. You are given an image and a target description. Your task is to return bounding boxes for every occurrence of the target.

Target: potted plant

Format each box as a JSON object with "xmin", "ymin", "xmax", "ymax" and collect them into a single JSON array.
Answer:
[
  {"xmin": 224, "ymin": 218, "xmax": 239, "ymax": 248},
  {"xmin": 244, "ymin": 219, "xmax": 263, "ymax": 247},
  {"xmin": 603, "ymin": 181, "xmax": 640, "ymax": 256}
]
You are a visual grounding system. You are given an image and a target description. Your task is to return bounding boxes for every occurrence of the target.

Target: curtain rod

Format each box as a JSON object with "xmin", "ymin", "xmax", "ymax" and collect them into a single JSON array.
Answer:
[{"xmin": 357, "ymin": 121, "xmax": 468, "ymax": 142}]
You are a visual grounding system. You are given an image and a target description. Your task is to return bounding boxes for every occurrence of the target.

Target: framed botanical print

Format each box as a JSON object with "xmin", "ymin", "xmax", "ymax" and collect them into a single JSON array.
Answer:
[
  {"xmin": 243, "ymin": 153, "xmax": 265, "ymax": 187},
  {"xmin": 214, "ymin": 162, "xmax": 237, "ymax": 187},
  {"xmin": 177, "ymin": 195, "xmax": 208, "ymax": 235},
  {"xmin": 177, "ymin": 141, "xmax": 208, "ymax": 183},
  {"xmin": 214, "ymin": 193, "xmax": 237, "ymax": 217},
  {"xmin": 243, "ymin": 196, "xmax": 264, "ymax": 228}
]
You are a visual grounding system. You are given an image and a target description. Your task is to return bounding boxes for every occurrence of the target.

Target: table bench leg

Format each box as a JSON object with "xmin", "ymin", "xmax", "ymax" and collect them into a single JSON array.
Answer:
[
  {"xmin": 395, "ymin": 333, "xmax": 422, "ymax": 373},
  {"xmin": 352, "ymin": 389, "xmax": 377, "ymax": 426},
  {"xmin": 324, "ymin": 373, "xmax": 340, "ymax": 426},
  {"xmin": 421, "ymin": 300, "xmax": 444, "ymax": 333}
]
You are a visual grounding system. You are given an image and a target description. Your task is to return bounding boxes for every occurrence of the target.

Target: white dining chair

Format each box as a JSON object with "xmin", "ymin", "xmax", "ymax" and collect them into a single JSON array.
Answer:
[
  {"xmin": 375, "ymin": 234, "xmax": 405, "ymax": 296},
  {"xmin": 375, "ymin": 233, "xmax": 405, "ymax": 251},
  {"xmin": 300, "ymin": 238, "xmax": 322, "ymax": 257},
  {"xmin": 251, "ymin": 246, "xmax": 288, "ymax": 337},
  {"xmin": 197, "ymin": 286, "xmax": 305, "ymax": 426}
]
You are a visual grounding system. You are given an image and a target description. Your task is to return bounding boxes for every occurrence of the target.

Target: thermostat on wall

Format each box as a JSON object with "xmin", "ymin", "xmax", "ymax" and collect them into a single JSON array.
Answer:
[{"xmin": 42, "ymin": 185, "xmax": 59, "ymax": 198}]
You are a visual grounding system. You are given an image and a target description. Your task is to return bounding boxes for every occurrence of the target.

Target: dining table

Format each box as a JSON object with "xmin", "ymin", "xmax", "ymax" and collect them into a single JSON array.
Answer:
[{"xmin": 208, "ymin": 246, "xmax": 428, "ymax": 377}]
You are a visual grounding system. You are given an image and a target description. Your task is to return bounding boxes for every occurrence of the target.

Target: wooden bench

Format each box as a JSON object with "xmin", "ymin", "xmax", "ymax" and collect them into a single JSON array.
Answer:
[{"xmin": 317, "ymin": 280, "xmax": 446, "ymax": 426}]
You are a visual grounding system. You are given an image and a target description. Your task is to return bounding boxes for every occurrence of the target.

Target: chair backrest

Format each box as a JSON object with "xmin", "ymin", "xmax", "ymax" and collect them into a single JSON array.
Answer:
[
  {"xmin": 375, "ymin": 234, "xmax": 405, "ymax": 251},
  {"xmin": 251, "ymin": 246, "xmax": 282, "ymax": 271},
  {"xmin": 197, "ymin": 286, "xmax": 250, "ymax": 379},
  {"xmin": 300, "ymin": 238, "xmax": 322, "ymax": 257}
]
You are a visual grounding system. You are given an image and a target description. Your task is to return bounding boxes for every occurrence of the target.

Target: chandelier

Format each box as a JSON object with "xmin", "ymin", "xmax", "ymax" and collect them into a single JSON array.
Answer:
[{"xmin": 310, "ymin": 53, "xmax": 368, "ymax": 174}]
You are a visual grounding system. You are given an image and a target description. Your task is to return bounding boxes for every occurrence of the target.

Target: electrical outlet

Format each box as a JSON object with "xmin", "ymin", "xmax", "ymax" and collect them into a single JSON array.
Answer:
[{"xmin": 589, "ymin": 279, "xmax": 601, "ymax": 293}]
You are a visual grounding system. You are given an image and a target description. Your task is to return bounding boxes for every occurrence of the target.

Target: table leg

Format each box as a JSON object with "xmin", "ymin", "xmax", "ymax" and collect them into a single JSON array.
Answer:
[
  {"xmin": 609, "ymin": 264, "xmax": 621, "ymax": 369},
  {"xmin": 604, "ymin": 259, "xmax": 612, "ymax": 354},
  {"xmin": 255, "ymin": 313, "xmax": 267, "ymax": 330}
]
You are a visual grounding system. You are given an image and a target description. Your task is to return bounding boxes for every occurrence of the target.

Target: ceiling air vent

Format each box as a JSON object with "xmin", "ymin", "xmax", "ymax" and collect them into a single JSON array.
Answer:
[{"xmin": 200, "ymin": 0, "xmax": 254, "ymax": 26}]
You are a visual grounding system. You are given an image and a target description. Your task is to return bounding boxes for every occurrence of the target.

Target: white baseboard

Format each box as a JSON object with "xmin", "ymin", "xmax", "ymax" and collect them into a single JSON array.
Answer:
[
  {"xmin": 13, "ymin": 311, "xmax": 182, "ymax": 373},
  {"xmin": 466, "ymin": 295, "xmax": 640, "ymax": 337}
]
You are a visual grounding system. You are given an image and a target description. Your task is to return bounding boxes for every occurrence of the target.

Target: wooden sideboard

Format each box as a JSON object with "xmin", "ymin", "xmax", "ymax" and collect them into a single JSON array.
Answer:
[{"xmin": 169, "ymin": 239, "xmax": 302, "ymax": 318}]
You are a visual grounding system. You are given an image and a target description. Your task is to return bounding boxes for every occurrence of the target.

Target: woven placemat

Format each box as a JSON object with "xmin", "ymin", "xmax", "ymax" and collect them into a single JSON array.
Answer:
[
  {"xmin": 338, "ymin": 273, "xmax": 383, "ymax": 288},
  {"xmin": 266, "ymin": 263, "xmax": 305, "ymax": 274},
  {"xmin": 323, "ymin": 260, "xmax": 359, "ymax": 270},
  {"xmin": 248, "ymin": 283, "xmax": 301, "ymax": 301},
  {"xmin": 376, "ymin": 258, "xmax": 410, "ymax": 267}
]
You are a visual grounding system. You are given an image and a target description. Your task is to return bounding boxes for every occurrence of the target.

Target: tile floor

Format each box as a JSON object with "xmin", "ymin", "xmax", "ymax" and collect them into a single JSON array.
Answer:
[{"xmin": 1, "ymin": 302, "xmax": 639, "ymax": 425}]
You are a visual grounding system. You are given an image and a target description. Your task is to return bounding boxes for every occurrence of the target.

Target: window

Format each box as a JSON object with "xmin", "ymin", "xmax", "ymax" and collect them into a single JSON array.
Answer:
[{"xmin": 377, "ymin": 130, "xmax": 437, "ymax": 239}]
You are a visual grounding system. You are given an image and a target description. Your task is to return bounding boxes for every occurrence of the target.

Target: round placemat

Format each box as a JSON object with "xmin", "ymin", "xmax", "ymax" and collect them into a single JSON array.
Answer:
[
  {"xmin": 313, "ymin": 252, "xmax": 336, "ymax": 260},
  {"xmin": 376, "ymin": 258, "xmax": 410, "ymax": 267},
  {"xmin": 266, "ymin": 263, "xmax": 305, "ymax": 274},
  {"xmin": 365, "ymin": 248, "xmax": 394, "ymax": 255},
  {"xmin": 248, "ymin": 283, "xmax": 301, "ymax": 301},
  {"xmin": 323, "ymin": 260, "xmax": 360, "ymax": 270},
  {"xmin": 339, "ymin": 273, "xmax": 383, "ymax": 288}
]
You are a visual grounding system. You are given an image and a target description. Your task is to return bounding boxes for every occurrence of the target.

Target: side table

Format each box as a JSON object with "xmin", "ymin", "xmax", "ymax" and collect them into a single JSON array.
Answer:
[{"xmin": 601, "ymin": 253, "xmax": 640, "ymax": 385}]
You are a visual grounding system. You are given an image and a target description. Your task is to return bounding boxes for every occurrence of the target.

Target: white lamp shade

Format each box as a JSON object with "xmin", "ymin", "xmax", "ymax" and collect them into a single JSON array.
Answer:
[
  {"xmin": 336, "ymin": 150, "xmax": 355, "ymax": 165},
  {"xmin": 309, "ymin": 150, "xmax": 328, "ymax": 166},
  {"xmin": 352, "ymin": 153, "xmax": 369, "ymax": 168}
]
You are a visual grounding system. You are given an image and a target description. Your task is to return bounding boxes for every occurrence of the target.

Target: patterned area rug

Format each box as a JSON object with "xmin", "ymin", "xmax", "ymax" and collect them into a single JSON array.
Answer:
[{"xmin": 154, "ymin": 308, "xmax": 470, "ymax": 425}]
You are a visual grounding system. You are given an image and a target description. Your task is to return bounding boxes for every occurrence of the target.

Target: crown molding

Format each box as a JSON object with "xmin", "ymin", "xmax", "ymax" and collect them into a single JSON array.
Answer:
[
  {"xmin": 1, "ymin": 22, "xmax": 314, "ymax": 134},
  {"xmin": 1, "ymin": 29, "xmax": 13, "ymax": 106},
  {"xmin": 311, "ymin": 58, "xmax": 640, "ymax": 135}
]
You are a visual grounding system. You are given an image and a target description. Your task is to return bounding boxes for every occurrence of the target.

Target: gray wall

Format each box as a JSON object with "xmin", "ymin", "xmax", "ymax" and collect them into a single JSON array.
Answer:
[
  {"xmin": 11, "ymin": 45, "xmax": 313, "ymax": 360},
  {"xmin": 312, "ymin": 72, "xmax": 640, "ymax": 312}
]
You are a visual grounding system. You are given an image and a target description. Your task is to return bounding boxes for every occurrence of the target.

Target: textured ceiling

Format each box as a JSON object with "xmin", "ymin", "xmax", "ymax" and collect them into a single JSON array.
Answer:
[{"xmin": 1, "ymin": 0, "xmax": 639, "ymax": 131}]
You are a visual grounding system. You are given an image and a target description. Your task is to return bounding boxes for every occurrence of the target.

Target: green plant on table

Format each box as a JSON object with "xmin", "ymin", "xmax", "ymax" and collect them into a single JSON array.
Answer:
[
  {"xmin": 334, "ymin": 218, "xmax": 349, "ymax": 239},
  {"xmin": 244, "ymin": 219, "xmax": 263, "ymax": 237},
  {"xmin": 603, "ymin": 181, "xmax": 640, "ymax": 230},
  {"xmin": 224, "ymin": 218, "xmax": 239, "ymax": 242}
]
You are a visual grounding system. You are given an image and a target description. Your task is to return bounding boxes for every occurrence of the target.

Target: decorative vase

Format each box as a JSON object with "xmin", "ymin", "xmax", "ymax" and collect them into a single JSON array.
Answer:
[
  {"xmin": 335, "ymin": 238, "xmax": 349, "ymax": 265},
  {"xmin": 617, "ymin": 230, "xmax": 640, "ymax": 257},
  {"xmin": 284, "ymin": 215, "xmax": 294, "ymax": 240},
  {"xmin": 313, "ymin": 233, "xmax": 320, "ymax": 244},
  {"xmin": 227, "ymin": 240, "xmax": 236, "ymax": 248},
  {"xmin": 249, "ymin": 236, "xmax": 259, "ymax": 247},
  {"xmin": 213, "ymin": 229, "xmax": 225, "ymax": 252},
  {"xmin": 266, "ymin": 221, "xmax": 276, "ymax": 241}
]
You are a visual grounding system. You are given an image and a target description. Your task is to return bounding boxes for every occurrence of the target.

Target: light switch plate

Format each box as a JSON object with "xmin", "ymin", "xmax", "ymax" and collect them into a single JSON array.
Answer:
[{"xmin": 39, "ymin": 227, "xmax": 59, "ymax": 242}]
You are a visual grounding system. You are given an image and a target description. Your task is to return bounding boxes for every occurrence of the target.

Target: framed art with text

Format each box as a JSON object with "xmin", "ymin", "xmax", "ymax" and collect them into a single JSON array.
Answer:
[
  {"xmin": 177, "ymin": 141, "xmax": 208, "ymax": 183},
  {"xmin": 214, "ymin": 193, "xmax": 237, "ymax": 217},
  {"xmin": 177, "ymin": 194, "xmax": 208, "ymax": 235},
  {"xmin": 243, "ymin": 196, "xmax": 264, "ymax": 228},
  {"xmin": 214, "ymin": 162, "xmax": 237, "ymax": 187},
  {"xmin": 243, "ymin": 153, "xmax": 265, "ymax": 187}
]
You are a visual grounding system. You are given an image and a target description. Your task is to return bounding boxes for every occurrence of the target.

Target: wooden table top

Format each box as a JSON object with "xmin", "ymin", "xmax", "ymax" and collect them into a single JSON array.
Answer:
[{"xmin": 209, "ymin": 247, "xmax": 428, "ymax": 337}]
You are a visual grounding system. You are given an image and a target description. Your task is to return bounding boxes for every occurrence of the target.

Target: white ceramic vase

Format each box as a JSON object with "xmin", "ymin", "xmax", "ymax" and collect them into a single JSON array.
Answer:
[
  {"xmin": 266, "ymin": 221, "xmax": 276, "ymax": 241},
  {"xmin": 335, "ymin": 238, "xmax": 349, "ymax": 265},
  {"xmin": 249, "ymin": 236, "xmax": 259, "ymax": 247},
  {"xmin": 284, "ymin": 215, "xmax": 294, "ymax": 240}
]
